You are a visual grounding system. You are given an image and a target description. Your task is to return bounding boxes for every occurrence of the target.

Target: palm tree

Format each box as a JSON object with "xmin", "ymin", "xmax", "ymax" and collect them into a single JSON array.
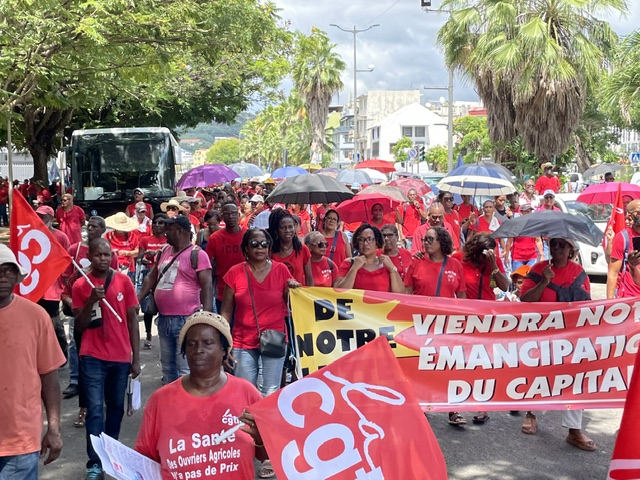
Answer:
[
  {"xmin": 291, "ymin": 28, "xmax": 346, "ymax": 163},
  {"xmin": 437, "ymin": 0, "xmax": 627, "ymax": 164}
]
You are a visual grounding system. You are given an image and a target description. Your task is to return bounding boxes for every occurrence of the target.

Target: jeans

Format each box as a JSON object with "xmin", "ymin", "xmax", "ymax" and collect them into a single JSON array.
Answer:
[
  {"xmin": 81, "ymin": 356, "xmax": 130, "ymax": 467},
  {"xmin": 157, "ymin": 315, "xmax": 190, "ymax": 383},
  {"xmin": 68, "ymin": 316, "xmax": 79, "ymax": 385},
  {"xmin": 0, "ymin": 451, "xmax": 38, "ymax": 480},
  {"xmin": 232, "ymin": 348, "xmax": 285, "ymax": 397},
  {"xmin": 0, "ymin": 204, "xmax": 8, "ymax": 227},
  {"xmin": 511, "ymin": 258, "xmax": 537, "ymax": 271}
]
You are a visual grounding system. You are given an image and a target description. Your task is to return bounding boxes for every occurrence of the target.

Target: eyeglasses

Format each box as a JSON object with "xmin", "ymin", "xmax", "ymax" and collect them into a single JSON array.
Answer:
[
  {"xmin": 357, "ymin": 236, "xmax": 376, "ymax": 244},
  {"xmin": 382, "ymin": 233, "xmax": 396, "ymax": 238},
  {"xmin": 312, "ymin": 242, "xmax": 328, "ymax": 248},
  {"xmin": 423, "ymin": 236, "xmax": 437, "ymax": 244},
  {"xmin": 249, "ymin": 240, "xmax": 270, "ymax": 249},
  {"xmin": 442, "ymin": 197, "xmax": 454, "ymax": 202},
  {"xmin": 325, "ymin": 216, "xmax": 338, "ymax": 222},
  {"xmin": 429, "ymin": 215, "xmax": 443, "ymax": 221}
]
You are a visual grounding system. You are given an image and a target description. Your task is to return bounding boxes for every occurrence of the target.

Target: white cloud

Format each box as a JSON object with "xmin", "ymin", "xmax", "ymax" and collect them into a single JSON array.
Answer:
[{"xmin": 275, "ymin": 0, "xmax": 640, "ymax": 105}]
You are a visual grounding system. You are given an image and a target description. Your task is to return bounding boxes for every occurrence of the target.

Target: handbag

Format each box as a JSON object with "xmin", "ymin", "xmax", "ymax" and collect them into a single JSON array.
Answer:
[
  {"xmin": 143, "ymin": 245, "xmax": 192, "ymax": 316},
  {"xmin": 244, "ymin": 263, "xmax": 287, "ymax": 358}
]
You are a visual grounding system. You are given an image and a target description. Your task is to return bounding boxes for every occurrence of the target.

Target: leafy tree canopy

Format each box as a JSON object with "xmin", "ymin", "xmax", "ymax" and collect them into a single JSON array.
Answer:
[
  {"xmin": 206, "ymin": 138, "xmax": 241, "ymax": 165},
  {"xmin": 392, "ymin": 137, "xmax": 413, "ymax": 162}
]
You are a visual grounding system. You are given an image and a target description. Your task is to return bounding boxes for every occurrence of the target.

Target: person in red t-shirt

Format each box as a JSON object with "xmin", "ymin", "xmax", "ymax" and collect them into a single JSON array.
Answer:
[
  {"xmin": 397, "ymin": 189, "xmax": 427, "ymax": 250},
  {"xmin": 520, "ymin": 237, "xmax": 594, "ymax": 451},
  {"xmin": 504, "ymin": 203, "xmax": 543, "ymax": 269},
  {"xmin": 534, "ymin": 162, "xmax": 561, "ymax": 194},
  {"xmin": 289, "ymin": 204, "xmax": 311, "ymax": 236},
  {"xmin": 135, "ymin": 312, "xmax": 267, "ymax": 480},
  {"xmin": 378, "ymin": 224, "xmax": 412, "ymax": 280},
  {"xmin": 607, "ymin": 199, "xmax": 640, "ymax": 299},
  {"xmin": 439, "ymin": 191, "xmax": 462, "ymax": 251},
  {"xmin": 0, "ymin": 180, "xmax": 9, "ymax": 227},
  {"xmin": 72, "ymin": 238, "xmax": 140, "ymax": 478},
  {"xmin": 104, "ymin": 212, "xmax": 140, "ymax": 281},
  {"xmin": 411, "ymin": 202, "xmax": 457, "ymax": 254},
  {"xmin": 56, "ymin": 194, "xmax": 86, "ymax": 244},
  {"xmin": 131, "ymin": 202, "xmax": 152, "ymax": 242},
  {"xmin": 206, "ymin": 202, "xmax": 247, "ymax": 312},
  {"xmin": 268, "ymin": 209, "xmax": 313, "ymax": 285},
  {"xmin": 305, "ymin": 231, "xmax": 337, "ymax": 287},
  {"xmin": 455, "ymin": 194, "xmax": 479, "ymax": 223},
  {"xmin": 126, "ymin": 188, "xmax": 154, "ymax": 219},
  {"xmin": 319, "ymin": 208, "xmax": 351, "ymax": 267}
]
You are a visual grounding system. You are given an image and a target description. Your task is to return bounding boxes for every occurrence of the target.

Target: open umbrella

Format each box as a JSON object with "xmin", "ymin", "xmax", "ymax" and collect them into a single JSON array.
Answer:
[
  {"xmin": 582, "ymin": 163, "xmax": 624, "ymax": 179},
  {"xmin": 436, "ymin": 161, "xmax": 516, "ymax": 196},
  {"xmin": 490, "ymin": 210, "xmax": 604, "ymax": 247},
  {"xmin": 176, "ymin": 164, "xmax": 238, "ymax": 189},
  {"xmin": 354, "ymin": 159, "xmax": 396, "ymax": 173},
  {"xmin": 335, "ymin": 169, "xmax": 373, "ymax": 186},
  {"xmin": 314, "ymin": 167, "xmax": 340, "ymax": 178},
  {"xmin": 229, "ymin": 162, "xmax": 264, "ymax": 178},
  {"xmin": 360, "ymin": 185, "xmax": 409, "ymax": 202},
  {"xmin": 335, "ymin": 193, "xmax": 400, "ymax": 224},
  {"xmin": 271, "ymin": 166, "xmax": 309, "ymax": 179},
  {"xmin": 299, "ymin": 163, "xmax": 322, "ymax": 172},
  {"xmin": 357, "ymin": 168, "xmax": 387, "ymax": 184},
  {"xmin": 388, "ymin": 178, "xmax": 431, "ymax": 196},
  {"xmin": 266, "ymin": 174, "xmax": 354, "ymax": 205},
  {"xmin": 576, "ymin": 182, "xmax": 640, "ymax": 205}
]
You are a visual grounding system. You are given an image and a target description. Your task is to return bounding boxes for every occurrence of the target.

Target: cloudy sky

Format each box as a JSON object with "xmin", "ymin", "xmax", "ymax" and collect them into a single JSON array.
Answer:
[{"xmin": 274, "ymin": 0, "xmax": 640, "ymax": 105}]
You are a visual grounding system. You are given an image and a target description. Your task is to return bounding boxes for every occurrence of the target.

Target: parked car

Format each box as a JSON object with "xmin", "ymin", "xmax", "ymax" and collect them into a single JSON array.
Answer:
[{"xmin": 549, "ymin": 193, "xmax": 608, "ymax": 276}]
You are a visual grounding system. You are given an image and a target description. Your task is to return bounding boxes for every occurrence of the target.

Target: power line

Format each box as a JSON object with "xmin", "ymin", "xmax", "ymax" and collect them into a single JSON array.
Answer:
[{"xmin": 364, "ymin": 0, "xmax": 401, "ymax": 26}]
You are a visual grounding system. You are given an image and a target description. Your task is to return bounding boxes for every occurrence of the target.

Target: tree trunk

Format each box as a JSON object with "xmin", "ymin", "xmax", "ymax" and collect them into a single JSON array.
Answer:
[{"xmin": 573, "ymin": 135, "xmax": 591, "ymax": 173}]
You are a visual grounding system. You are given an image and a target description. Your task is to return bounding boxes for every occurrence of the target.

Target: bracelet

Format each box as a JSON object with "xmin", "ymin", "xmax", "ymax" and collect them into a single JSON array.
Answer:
[
  {"xmin": 491, "ymin": 268, "xmax": 500, "ymax": 276},
  {"xmin": 254, "ymin": 440, "xmax": 265, "ymax": 448},
  {"xmin": 389, "ymin": 266, "xmax": 398, "ymax": 273}
]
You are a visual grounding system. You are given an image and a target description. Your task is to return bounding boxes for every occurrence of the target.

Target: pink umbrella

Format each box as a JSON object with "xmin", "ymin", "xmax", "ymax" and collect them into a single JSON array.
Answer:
[
  {"xmin": 388, "ymin": 178, "xmax": 431, "ymax": 196},
  {"xmin": 576, "ymin": 182, "xmax": 640, "ymax": 205},
  {"xmin": 335, "ymin": 193, "xmax": 400, "ymax": 223}
]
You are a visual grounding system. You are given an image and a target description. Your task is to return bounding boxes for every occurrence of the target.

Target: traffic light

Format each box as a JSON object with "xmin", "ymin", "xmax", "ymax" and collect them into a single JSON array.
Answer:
[
  {"xmin": 419, "ymin": 146, "xmax": 426, "ymax": 162},
  {"xmin": 421, "ymin": 0, "xmax": 432, "ymax": 6}
]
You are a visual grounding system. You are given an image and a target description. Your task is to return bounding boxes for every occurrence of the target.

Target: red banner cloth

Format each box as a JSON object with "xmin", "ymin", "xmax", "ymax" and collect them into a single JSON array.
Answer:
[
  {"xmin": 249, "ymin": 336, "xmax": 447, "ymax": 480},
  {"xmin": 9, "ymin": 190, "xmax": 72, "ymax": 301},
  {"xmin": 603, "ymin": 182, "xmax": 626, "ymax": 250},
  {"xmin": 607, "ymin": 348, "xmax": 640, "ymax": 480}
]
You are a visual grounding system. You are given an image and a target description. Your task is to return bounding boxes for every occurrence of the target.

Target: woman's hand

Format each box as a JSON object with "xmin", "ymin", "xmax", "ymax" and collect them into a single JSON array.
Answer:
[
  {"xmin": 223, "ymin": 351, "xmax": 237, "ymax": 372},
  {"xmin": 412, "ymin": 251, "xmax": 424, "ymax": 260},
  {"xmin": 351, "ymin": 255, "xmax": 367, "ymax": 271},
  {"xmin": 629, "ymin": 250, "xmax": 640, "ymax": 268},
  {"xmin": 541, "ymin": 262, "xmax": 555, "ymax": 284},
  {"xmin": 240, "ymin": 409, "xmax": 264, "ymax": 446},
  {"xmin": 287, "ymin": 279, "xmax": 302, "ymax": 289},
  {"xmin": 378, "ymin": 254, "xmax": 394, "ymax": 271},
  {"xmin": 484, "ymin": 248, "xmax": 498, "ymax": 269}
]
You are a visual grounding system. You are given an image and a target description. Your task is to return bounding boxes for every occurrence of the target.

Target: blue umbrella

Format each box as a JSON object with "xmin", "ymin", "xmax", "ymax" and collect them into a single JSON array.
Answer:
[
  {"xmin": 335, "ymin": 169, "xmax": 373, "ymax": 186},
  {"xmin": 229, "ymin": 162, "xmax": 264, "ymax": 178},
  {"xmin": 437, "ymin": 161, "xmax": 517, "ymax": 196},
  {"xmin": 271, "ymin": 166, "xmax": 309, "ymax": 178},
  {"xmin": 176, "ymin": 164, "xmax": 238, "ymax": 189}
]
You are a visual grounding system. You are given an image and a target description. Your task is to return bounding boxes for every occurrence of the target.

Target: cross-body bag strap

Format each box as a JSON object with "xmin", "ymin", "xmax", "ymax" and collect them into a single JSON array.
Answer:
[
  {"xmin": 329, "ymin": 230, "xmax": 339, "ymax": 261},
  {"xmin": 434, "ymin": 257, "xmax": 448, "ymax": 297},
  {"xmin": 151, "ymin": 245, "xmax": 192, "ymax": 293},
  {"xmin": 478, "ymin": 266, "xmax": 485, "ymax": 299},
  {"xmin": 244, "ymin": 262, "xmax": 262, "ymax": 336}
]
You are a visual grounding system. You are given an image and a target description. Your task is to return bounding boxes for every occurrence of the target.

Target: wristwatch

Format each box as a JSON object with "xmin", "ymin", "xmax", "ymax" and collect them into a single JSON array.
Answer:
[
  {"xmin": 491, "ymin": 268, "xmax": 500, "ymax": 276},
  {"xmin": 389, "ymin": 266, "xmax": 398, "ymax": 273}
]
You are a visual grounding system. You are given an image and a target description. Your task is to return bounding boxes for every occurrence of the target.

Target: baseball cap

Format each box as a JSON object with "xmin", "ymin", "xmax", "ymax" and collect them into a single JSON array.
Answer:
[
  {"xmin": 135, "ymin": 201, "xmax": 147, "ymax": 212},
  {"xmin": 133, "ymin": 188, "xmax": 144, "ymax": 195},
  {"xmin": 35, "ymin": 205, "xmax": 55, "ymax": 216},
  {"xmin": 251, "ymin": 195, "xmax": 265, "ymax": 203},
  {"xmin": 0, "ymin": 244, "xmax": 28, "ymax": 281},
  {"xmin": 520, "ymin": 202, "xmax": 533, "ymax": 211},
  {"xmin": 543, "ymin": 189, "xmax": 555, "ymax": 197},
  {"xmin": 163, "ymin": 215, "xmax": 191, "ymax": 231}
]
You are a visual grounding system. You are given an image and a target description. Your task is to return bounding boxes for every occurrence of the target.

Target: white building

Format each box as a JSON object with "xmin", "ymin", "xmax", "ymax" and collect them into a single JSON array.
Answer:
[{"xmin": 368, "ymin": 102, "xmax": 448, "ymax": 162}]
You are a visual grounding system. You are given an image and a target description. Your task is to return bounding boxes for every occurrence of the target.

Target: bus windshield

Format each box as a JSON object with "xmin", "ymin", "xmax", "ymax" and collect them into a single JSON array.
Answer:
[{"xmin": 72, "ymin": 130, "xmax": 176, "ymax": 200}]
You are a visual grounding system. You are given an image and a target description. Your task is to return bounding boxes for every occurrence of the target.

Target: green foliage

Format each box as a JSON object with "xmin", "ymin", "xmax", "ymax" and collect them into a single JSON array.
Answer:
[
  {"xmin": 392, "ymin": 137, "xmax": 413, "ymax": 162},
  {"xmin": 206, "ymin": 138, "xmax": 241, "ymax": 165},
  {"xmin": 453, "ymin": 116, "xmax": 493, "ymax": 162},
  {"xmin": 178, "ymin": 114, "xmax": 253, "ymax": 153},
  {"xmin": 425, "ymin": 146, "xmax": 449, "ymax": 172}
]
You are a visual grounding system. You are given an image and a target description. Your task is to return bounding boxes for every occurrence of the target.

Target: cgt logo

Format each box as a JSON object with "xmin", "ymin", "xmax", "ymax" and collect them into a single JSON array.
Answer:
[
  {"xmin": 276, "ymin": 371, "xmax": 405, "ymax": 480},
  {"xmin": 15, "ymin": 226, "xmax": 52, "ymax": 295}
]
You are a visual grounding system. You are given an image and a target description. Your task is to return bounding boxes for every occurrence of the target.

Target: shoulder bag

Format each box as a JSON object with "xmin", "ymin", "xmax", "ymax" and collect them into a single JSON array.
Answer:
[
  {"xmin": 244, "ymin": 263, "xmax": 287, "ymax": 358},
  {"xmin": 143, "ymin": 244, "xmax": 192, "ymax": 315}
]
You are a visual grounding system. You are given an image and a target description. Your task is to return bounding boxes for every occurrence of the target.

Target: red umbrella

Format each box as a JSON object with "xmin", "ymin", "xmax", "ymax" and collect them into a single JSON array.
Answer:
[
  {"xmin": 576, "ymin": 182, "xmax": 640, "ymax": 205},
  {"xmin": 388, "ymin": 178, "xmax": 431, "ymax": 196},
  {"xmin": 354, "ymin": 159, "xmax": 396, "ymax": 174},
  {"xmin": 335, "ymin": 193, "xmax": 400, "ymax": 223}
]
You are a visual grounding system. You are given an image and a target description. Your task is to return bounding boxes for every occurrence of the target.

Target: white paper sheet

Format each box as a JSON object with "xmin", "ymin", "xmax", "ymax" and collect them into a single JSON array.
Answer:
[{"xmin": 90, "ymin": 433, "xmax": 162, "ymax": 480}]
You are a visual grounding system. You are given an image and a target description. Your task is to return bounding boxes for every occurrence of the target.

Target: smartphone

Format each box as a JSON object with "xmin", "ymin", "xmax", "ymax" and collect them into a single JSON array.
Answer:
[{"xmin": 632, "ymin": 236, "xmax": 640, "ymax": 252}]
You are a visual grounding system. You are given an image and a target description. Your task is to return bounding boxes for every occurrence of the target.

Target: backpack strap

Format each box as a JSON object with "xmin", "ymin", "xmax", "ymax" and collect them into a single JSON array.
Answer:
[
  {"xmin": 434, "ymin": 257, "xmax": 448, "ymax": 297},
  {"xmin": 329, "ymin": 230, "xmax": 339, "ymax": 261},
  {"xmin": 571, "ymin": 271, "xmax": 587, "ymax": 289}
]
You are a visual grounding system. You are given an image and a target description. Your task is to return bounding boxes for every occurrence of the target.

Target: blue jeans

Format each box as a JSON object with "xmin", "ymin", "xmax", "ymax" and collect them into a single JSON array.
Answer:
[
  {"xmin": 232, "ymin": 348, "xmax": 285, "ymax": 397},
  {"xmin": 157, "ymin": 315, "xmax": 190, "ymax": 384},
  {"xmin": 81, "ymin": 356, "xmax": 130, "ymax": 467},
  {"xmin": 0, "ymin": 204, "xmax": 8, "ymax": 226},
  {"xmin": 511, "ymin": 258, "xmax": 537, "ymax": 271},
  {"xmin": 0, "ymin": 451, "xmax": 38, "ymax": 480},
  {"xmin": 68, "ymin": 316, "xmax": 79, "ymax": 385}
]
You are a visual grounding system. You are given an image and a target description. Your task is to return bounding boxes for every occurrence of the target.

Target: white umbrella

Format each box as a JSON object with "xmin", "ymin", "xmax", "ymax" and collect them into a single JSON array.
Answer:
[{"xmin": 357, "ymin": 168, "xmax": 388, "ymax": 184}]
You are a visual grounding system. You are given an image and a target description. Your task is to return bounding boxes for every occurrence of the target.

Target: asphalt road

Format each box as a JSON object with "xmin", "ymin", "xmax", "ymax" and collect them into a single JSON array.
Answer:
[{"xmin": 39, "ymin": 277, "xmax": 620, "ymax": 480}]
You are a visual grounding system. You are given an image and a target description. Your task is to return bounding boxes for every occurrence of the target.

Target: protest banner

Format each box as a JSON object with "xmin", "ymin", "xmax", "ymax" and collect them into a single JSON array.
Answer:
[
  {"xmin": 250, "ymin": 336, "xmax": 447, "ymax": 480},
  {"xmin": 290, "ymin": 287, "xmax": 640, "ymax": 412},
  {"xmin": 9, "ymin": 190, "xmax": 72, "ymax": 301}
]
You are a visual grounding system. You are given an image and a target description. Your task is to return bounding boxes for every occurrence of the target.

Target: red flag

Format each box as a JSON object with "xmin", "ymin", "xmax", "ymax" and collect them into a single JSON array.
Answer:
[
  {"xmin": 249, "ymin": 337, "xmax": 447, "ymax": 480},
  {"xmin": 603, "ymin": 183, "xmax": 626, "ymax": 250},
  {"xmin": 9, "ymin": 190, "xmax": 72, "ymax": 302},
  {"xmin": 607, "ymin": 350, "xmax": 640, "ymax": 479}
]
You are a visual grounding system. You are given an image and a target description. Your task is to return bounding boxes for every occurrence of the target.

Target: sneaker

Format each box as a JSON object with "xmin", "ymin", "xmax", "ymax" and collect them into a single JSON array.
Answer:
[
  {"xmin": 86, "ymin": 464, "xmax": 103, "ymax": 480},
  {"xmin": 62, "ymin": 383, "xmax": 79, "ymax": 398},
  {"xmin": 143, "ymin": 340, "xmax": 152, "ymax": 350}
]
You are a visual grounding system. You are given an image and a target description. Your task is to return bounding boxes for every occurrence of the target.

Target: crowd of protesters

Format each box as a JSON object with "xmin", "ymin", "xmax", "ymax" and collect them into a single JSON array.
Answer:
[{"xmin": 0, "ymin": 165, "xmax": 632, "ymax": 480}]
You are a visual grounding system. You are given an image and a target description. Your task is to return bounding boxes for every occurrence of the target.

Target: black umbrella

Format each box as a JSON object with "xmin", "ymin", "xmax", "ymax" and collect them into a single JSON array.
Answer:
[
  {"xmin": 490, "ymin": 210, "xmax": 604, "ymax": 247},
  {"xmin": 266, "ymin": 174, "xmax": 354, "ymax": 205}
]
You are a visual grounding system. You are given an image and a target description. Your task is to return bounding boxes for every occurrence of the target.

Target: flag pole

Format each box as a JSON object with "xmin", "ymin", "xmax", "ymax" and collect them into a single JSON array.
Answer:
[{"xmin": 72, "ymin": 259, "xmax": 124, "ymax": 323}]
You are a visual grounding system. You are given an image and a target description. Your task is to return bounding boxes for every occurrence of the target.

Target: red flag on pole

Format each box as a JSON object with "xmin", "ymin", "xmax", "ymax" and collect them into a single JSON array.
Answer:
[
  {"xmin": 607, "ymin": 350, "xmax": 640, "ymax": 479},
  {"xmin": 249, "ymin": 337, "xmax": 448, "ymax": 480},
  {"xmin": 9, "ymin": 190, "xmax": 72, "ymax": 302},
  {"xmin": 603, "ymin": 182, "xmax": 626, "ymax": 250}
]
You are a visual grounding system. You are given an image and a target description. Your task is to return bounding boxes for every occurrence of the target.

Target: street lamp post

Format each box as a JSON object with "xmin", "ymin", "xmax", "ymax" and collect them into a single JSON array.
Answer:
[{"xmin": 330, "ymin": 23, "xmax": 379, "ymax": 163}]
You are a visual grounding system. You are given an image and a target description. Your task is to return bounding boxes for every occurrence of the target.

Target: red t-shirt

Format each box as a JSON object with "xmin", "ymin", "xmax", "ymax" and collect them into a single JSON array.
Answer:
[
  {"xmin": 272, "ymin": 245, "xmax": 311, "ymax": 285},
  {"xmin": 223, "ymin": 262, "xmax": 292, "ymax": 349},
  {"xmin": 377, "ymin": 248, "xmax": 412, "ymax": 280},
  {"xmin": 520, "ymin": 260, "xmax": 590, "ymax": 302},
  {"xmin": 324, "ymin": 231, "xmax": 349, "ymax": 267},
  {"xmin": 400, "ymin": 203, "xmax": 423, "ymax": 237},
  {"xmin": 337, "ymin": 259, "xmax": 392, "ymax": 292},
  {"xmin": 411, "ymin": 222, "xmax": 457, "ymax": 254},
  {"xmin": 404, "ymin": 256, "xmax": 466, "ymax": 298},
  {"xmin": 444, "ymin": 210, "xmax": 461, "ymax": 250},
  {"xmin": 610, "ymin": 228, "xmax": 640, "ymax": 298},
  {"xmin": 72, "ymin": 270, "xmax": 138, "ymax": 363},
  {"xmin": 126, "ymin": 202, "xmax": 153, "ymax": 218},
  {"xmin": 105, "ymin": 231, "xmax": 139, "ymax": 272},
  {"xmin": 55, "ymin": 205, "xmax": 86, "ymax": 245},
  {"xmin": 292, "ymin": 209, "xmax": 311, "ymax": 236},
  {"xmin": 452, "ymin": 251, "xmax": 505, "ymax": 300},
  {"xmin": 0, "ymin": 185, "xmax": 8, "ymax": 204},
  {"xmin": 535, "ymin": 175, "xmax": 561, "ymax": 194},
  {"xmin": 135, "ymin": 376, "xmax": 261, "ymax": 480},
  {"xmin": 206, "ymin": 228, "xmax": 247, "ymax": 300},
  {"xmin": 42, "ymin": 228, "xmax": 71, "ymax": 301},
  {"xmin": 311, "ymin": 257, "xmax": 336, "ymax": 287},
  {"xmin": 139, "ymin": 235, "xmax": 167, "ymax": 268},
  {"xmin": 455, "ymin": 203, "xmax": 478, "ymax": 221},
  {"xmin": 19, "ymin": 183, "xmax": 29, "ymax": 197},
  {"xmin": 511, "ymin": 236, "xmax": 538, "ymax": 261}
]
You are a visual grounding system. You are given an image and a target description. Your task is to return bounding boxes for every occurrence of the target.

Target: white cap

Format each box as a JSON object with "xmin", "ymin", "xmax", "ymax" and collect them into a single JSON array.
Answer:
[
  {"xmin": 0, "ymin": 245, "xmax": 28, "ymax": 282},
  {"xmin": 543, "ymin": 189, "xmax": 555, "ymax": 197},
  {"xmin": 251, "ymin": 194, "xmax": 265, "ymax": 203}
]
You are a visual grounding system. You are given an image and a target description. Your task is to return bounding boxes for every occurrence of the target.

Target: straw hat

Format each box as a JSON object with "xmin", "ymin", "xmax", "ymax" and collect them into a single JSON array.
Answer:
[
  {"xmin": 160, "ymin": 199, "xmax": 187, "ymax": 213},
  {"xmin": 105, "ymin": 212, "xmax": 139, "ymax": 232},
  {"xmin": 172, "ymin": 191, "xmax": 196, "ymax": 203}
]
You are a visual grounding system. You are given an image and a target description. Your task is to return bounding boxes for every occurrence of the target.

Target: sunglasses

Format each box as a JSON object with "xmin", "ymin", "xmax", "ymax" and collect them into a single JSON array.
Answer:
[
  {"xmin": 423, "ymin": 236, "xmax": 437, "ymax": 244},
  {"xmin": 249, "ymin": 240, "xmax": 270, "ymax": 249},
  {"xmin": 442, "ymin": 197, "xmax": 454, "ymax": 202},
  {"xmin": 429, "ymin": 215, "xmax": 443, "ymax": 221},
  {"xmin": 550, "ymin": 239, "xmax": 570, "ymax": 249},
  {"xmin": 312, "ymin": 242, "xmax": 328, "ymax": 248},
  {"xmin": 167, "ymin": 206, "xmax": 178, "ymax": 211}
]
